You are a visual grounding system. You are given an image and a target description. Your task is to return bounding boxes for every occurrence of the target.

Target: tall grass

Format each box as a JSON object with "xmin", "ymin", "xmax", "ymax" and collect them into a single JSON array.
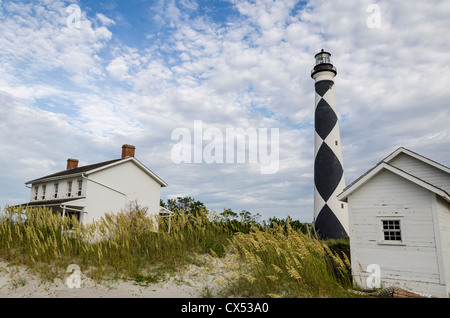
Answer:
[
  {"xmin": 221, "ymin": 223, "xmax": 354, "ymax": 298},
  {"xmin": 0, "ymin": 206, "xmax": 354, "ymax": 297},
  {"xmin": 0, "ymin": 206, "xmax": 231, "ymax": 282}
]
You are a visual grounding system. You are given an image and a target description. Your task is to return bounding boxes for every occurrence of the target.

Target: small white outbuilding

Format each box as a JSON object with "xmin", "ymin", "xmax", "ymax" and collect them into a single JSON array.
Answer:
[{"xmin": 338, "ymin": 147, "xmax": 450, "ymax": 298}]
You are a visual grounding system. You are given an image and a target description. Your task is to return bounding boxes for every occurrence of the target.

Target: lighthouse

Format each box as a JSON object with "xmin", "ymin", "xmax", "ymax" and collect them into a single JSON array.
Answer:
[{"xmin": 311, "ymin": 49, "xmax": 348, "ymax": 239}]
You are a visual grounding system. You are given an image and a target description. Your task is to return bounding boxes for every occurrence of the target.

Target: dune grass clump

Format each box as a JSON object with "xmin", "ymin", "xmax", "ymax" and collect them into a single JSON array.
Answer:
[
  {"xmin": 0, "ymin": 206, "xmax": 232, "ymax": 282},
  {"xmin": 222, "ymin": 223, "xmax": 353, "ymax": 298},
  {"xmin": 0, "ymin": 205, "xmax": 354, "ymax": 297}
]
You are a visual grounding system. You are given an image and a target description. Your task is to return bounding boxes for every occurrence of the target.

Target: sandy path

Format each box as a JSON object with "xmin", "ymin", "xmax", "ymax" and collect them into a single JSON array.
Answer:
[{"xmin": 0, "ymin": 258, "xmax": 229, "ymax": 298}]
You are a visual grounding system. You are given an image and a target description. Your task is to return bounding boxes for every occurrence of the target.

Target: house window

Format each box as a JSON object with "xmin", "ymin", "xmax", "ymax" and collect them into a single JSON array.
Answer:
[
  {"xmin": 77, "ymin": 179, "xmax": 83, "ymax": 196},
  {"xmin": 53, "ymin": 183, "xmax": 59, "ymax": 198},
  {"xmin": 66, "ymin": 211, "xmax": 81, "ymax": 222},
  {"xmin": 33, "ymin": 186, "xmax": 39, "ymax": 201},
  {"xmin": 67, "ymin": 181, "xmax": 72, "ymax": 197},
  {"xmin": 41, "ymin": 185, "xmax": 46, "ymax": 200},
  {"xmin": 382, "ymin": 220, "xmax": 402, "ymax": 241}
]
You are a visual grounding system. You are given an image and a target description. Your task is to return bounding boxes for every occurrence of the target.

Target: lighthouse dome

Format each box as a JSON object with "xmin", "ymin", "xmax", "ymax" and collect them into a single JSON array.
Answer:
[{"xmin": 311, "ymin": 49, "xmax": 337, "ymax": 78}]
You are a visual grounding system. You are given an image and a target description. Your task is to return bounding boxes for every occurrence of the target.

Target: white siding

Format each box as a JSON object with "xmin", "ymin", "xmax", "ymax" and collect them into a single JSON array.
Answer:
[
  {"xmin": 389, "ymin": 153, "xmax": 450, "ymax": 193},
  {"xmin": 348, "ymin": 169, "xmax": 447, "ymax": 296},
  {"xmin": 30, "ymin": 177, "xmax": 86, "ymax": 202},
  {"xmin": 83, "ymin": 179, "xmax": 127, "ymax": 223},
  {"xmin": 436, "ymin": 196, "xmax": 450, "ymax": 296},
  {"xmin": 83, "ymin": 161, "xmax": 161, "ymax": 223}
]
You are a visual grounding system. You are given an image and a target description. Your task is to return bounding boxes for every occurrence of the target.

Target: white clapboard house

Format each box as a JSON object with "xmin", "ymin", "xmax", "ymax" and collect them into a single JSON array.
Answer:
[
  {"xmin": 23, "ymin": 144, "xmax": 168, "ymax": 224},
  {"xmin": 338, "ymin": 147, "xmax": 450, "ymax": 297}
]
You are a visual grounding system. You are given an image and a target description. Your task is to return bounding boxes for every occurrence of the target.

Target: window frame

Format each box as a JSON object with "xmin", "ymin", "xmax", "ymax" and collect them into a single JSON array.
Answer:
[
  {"xmin": 33, "ymin": 186, "xmax": 39, "ymax": 201},
  {"xmin": 382, "ymin": 220, "xmax": 402, "ymax": 241},
  {"xmin": 53, "ymin": 182, "xmax": 59, "ymax": 199},
  {"xmin": 67, "ymin": 181, "xmax": 73, "ymax": 197},
  {"xmin": 377, "ymin": 216, "xmax": 405, "ymax": 246},
  {"xmin": 77, "ymin": 179, "xmax": 83, "ymax": 196},
  {"xmin": 41, "ymin": 185, "xmax": 46, "ymax": 200}
]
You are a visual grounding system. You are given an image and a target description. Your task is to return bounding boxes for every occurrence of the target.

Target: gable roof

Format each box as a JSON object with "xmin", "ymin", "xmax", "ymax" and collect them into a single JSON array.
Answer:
[
  {"xmin": 26, "ymin": 158, "xmax": 123, "ymax": 184},
  {"xmin": 338, "ymin": 147, "xmax": 450, "ymax": 203},
  {"xmin": 383, "ymin": 147, "xmax": 450, "ymax": 174},
  {"xmin": 25, "ymin": 157, "xmax": 167, "ymax": 187}
]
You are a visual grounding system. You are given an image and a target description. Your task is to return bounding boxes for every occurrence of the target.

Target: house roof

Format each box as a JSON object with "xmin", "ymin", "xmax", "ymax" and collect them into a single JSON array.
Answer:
[
  {"xmin": 26, "ymin": 158, "xmax": 123, "ymax": 184},
  {"xmin": 25, "ymin": 157, "xmax": 168, "ymax": 187},
  {"xmin": 23, "ymin": 197, "xmax": 86, "ymax": 207},
  {"xmin": 338, "ymin": 147, "xmax": 450, "ymax": 203}
]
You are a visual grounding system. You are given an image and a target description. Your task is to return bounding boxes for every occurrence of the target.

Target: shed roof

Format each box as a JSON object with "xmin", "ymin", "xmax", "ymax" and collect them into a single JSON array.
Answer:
[{"xmin": 338, "ymin": 147, "xmax": 450, "ymax": 203}]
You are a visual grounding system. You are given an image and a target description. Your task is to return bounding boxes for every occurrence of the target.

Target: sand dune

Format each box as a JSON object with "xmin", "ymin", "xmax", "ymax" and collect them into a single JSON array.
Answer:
[{"xmin": 0, "ymin": 259, "xmax": 228, "ymax": 298}]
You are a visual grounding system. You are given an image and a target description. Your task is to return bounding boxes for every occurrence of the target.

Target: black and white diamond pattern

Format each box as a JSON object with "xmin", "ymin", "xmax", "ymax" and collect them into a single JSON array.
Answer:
[
  {"xmin": 314, "ymin": 143, "xmax": 343, "ymax": 202},
  {"xmin": 315, "ymin": 99, "xmax": 338, "ymax": 141},
  {"xmin": 314, "ymin": 204, "xmax": 347, "ymax": 239},
  {"xmin": 314, "ymin": 79, "xmax": 348, "ymax": 239}
]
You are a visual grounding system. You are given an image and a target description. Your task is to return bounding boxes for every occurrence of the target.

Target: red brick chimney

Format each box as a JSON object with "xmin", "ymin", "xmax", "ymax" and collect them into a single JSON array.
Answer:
[
  {"xmin": 122, "ymin": 144, "xmax": 136, "ymax": 158},
  {"xmin": 67, "ymin": 158, "xmax": 79, "ymax": 170}
]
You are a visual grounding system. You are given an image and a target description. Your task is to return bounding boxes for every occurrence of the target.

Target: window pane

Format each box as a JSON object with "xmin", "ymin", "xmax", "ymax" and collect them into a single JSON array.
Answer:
[{"xmin": 382, "ymin": 220, "xmax": 402, "ymax": 242}]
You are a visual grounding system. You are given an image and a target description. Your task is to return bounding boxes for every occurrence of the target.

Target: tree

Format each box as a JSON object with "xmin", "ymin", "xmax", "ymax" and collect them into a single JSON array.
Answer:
[
  {"xmin": 162, "ymin": 196, "xmax": 208, "ymax": 218},
  {"xmin": 220, "ymin": 208, "xmax": 238, "ymax": 221}
]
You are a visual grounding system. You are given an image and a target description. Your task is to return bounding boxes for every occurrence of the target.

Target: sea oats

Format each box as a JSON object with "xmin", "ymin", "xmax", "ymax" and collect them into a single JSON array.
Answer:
[
  {"xmin": 271, "ymin": 264, "xmax": 283, "ymax": 274},
  {"xmin": 266, "ymin": 275, "xmax": 279, "ymax": 282},
  {"xmin": 243, "ymin": 274, "xmax": 256, "ymax": 283},
  {"xmin": 288, "ymin": 267, "xmax": 302, "ymax": 280}
]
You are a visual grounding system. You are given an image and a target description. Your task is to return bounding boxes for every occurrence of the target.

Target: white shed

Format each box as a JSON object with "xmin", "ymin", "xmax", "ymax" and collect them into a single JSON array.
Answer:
[{"xmin": 338, "ymin": 147, "xmax": 450, "ymax": 298}]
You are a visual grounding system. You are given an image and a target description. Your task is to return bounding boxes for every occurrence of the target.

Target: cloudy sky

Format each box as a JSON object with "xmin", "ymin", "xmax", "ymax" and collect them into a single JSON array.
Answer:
[{"xmin": 1, "ymin": 0, "xmax": 449, "ymax": 222}]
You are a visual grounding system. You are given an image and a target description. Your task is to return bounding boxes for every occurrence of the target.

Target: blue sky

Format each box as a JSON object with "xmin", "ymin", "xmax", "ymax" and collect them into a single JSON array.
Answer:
[{"xmin": 1, "ymin": 0, "xmax": 450, "ymax": 222}]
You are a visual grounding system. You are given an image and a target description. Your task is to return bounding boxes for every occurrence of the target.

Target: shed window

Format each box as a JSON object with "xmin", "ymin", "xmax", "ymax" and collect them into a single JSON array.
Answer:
[{"xmin": 382, "ymin": 220, "xmax": 402, "ymax": 241}]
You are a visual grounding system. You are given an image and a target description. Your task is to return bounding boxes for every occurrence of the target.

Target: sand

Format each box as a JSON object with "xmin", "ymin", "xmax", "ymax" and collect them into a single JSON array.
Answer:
[{"xmin": 0, "ymin": 257, "xmax": 231, "ymax": 298}]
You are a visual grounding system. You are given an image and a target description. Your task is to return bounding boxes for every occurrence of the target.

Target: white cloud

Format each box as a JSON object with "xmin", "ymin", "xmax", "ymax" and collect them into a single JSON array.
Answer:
[
  {"xmin": 179, "ymin": 0, "xmax": 198, "ymax": 11},
  {"xmin": 96, "ymin": 13, "xmax": 115, "ymax": 26},
  {"xmin": 232, "ymin": 0, "xmax": 298, "ymax": 30},
  {"xmin": 0, "ymin": 0, "xmax": 112, "ymax": 88},
  {"xmin": 107, "ymin": 57, "xmax": 130, "ymax": 81}
]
